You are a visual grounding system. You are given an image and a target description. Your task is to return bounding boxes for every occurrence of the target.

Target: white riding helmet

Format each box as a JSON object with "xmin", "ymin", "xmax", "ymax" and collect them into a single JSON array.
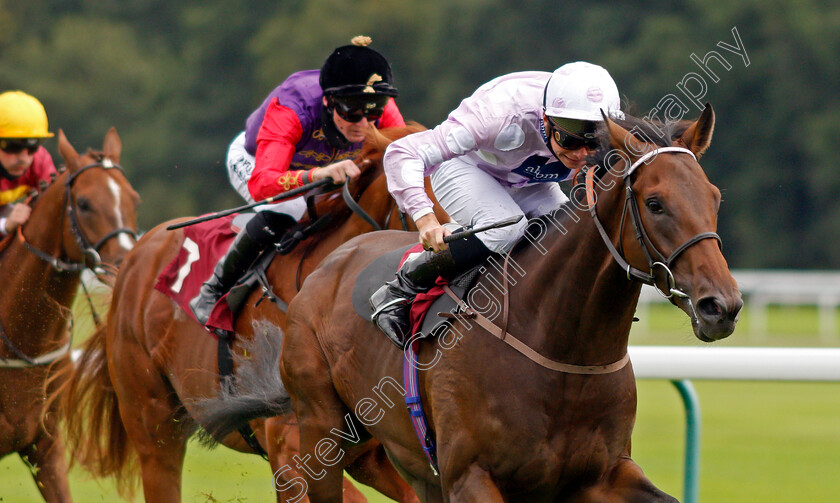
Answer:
[{"xmin": 543, "ymin": 61, "xmax": 624, "ymax": 122}]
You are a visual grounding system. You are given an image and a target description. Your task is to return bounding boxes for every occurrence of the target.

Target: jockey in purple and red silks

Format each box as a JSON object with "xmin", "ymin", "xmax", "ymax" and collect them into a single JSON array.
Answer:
[
  {"xmin": 0, "ymin": 91, "xmax": 56, "ymax": 237},
  {"xmin": 190, "ymin": 36, "xmax": 405, "ymax": 325}
]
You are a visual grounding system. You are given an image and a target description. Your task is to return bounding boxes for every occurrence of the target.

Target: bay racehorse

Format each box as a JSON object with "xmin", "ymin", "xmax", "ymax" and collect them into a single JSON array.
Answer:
[
  {"xmin": 202, "ymin": 105, "xmax": 742, "ymax": 502},
  {"xmin": 0, "ymin": 128, "xmax": 139, "ymax": 503},
  {"xmin": 52, "ymin": 124, "xmax": 445, "ymax": 502}
]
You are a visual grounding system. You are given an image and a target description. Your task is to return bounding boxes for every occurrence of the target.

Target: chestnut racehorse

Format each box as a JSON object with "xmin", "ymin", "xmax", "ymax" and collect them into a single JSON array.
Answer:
[
  {"xmin": 203, "ymin": 105, "xmax": 742, "ymax": 502},
  {"xmin": 1, "ymin": 128, "xmax": 139, "ymax": 503},
  {"xmin": 53, "ymin": 125, "xmax": 443, "ymax": 502}
]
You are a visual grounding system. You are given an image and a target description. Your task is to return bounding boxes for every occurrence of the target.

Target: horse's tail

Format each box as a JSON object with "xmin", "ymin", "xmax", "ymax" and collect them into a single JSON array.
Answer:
[
  {"xmin": 47, "ymin": 323, "xmax": 139, "ymax": 497},
  {"xmin": 195, "ymin": 329, "xmax": 293, "ymax": 443}
]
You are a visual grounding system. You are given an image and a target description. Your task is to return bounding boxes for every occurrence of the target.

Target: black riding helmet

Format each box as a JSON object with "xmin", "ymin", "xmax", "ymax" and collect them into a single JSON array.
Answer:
[
  {"xmin": 319, "ymin": 36, "xmax": 398, "ymax": 148},
  {"xmin": 320, "ymin": 36, "xmax": 399, "ymax": 98}
]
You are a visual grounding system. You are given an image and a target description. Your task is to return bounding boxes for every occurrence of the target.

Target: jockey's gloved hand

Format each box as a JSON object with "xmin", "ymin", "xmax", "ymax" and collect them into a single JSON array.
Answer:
[{"xmin": 312, "ymin": 159, "xmax": 360, "ymax": 185}]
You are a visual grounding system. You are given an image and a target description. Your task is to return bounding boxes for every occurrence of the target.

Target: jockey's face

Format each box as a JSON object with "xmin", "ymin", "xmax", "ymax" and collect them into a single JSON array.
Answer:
[
  {"xmin": 0, "ymin": 146, "xmax": 36, "ymax": 178},
  {"xmin": 544, "ymin": 115, "xmax": 594, "ymax": 171},
  {"xmin": 331, "ymin": 108, "xmax": 371, "ymax": 143}
]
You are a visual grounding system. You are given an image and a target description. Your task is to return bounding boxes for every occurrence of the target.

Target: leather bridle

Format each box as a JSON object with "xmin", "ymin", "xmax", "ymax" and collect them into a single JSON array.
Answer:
[
  {"xmin": 21, "ymin": 158, "xmax": 138, "ymax": 273},
  {"xmin": 585, "ymin": 146, "xmax": 721, "ymax": 299}
]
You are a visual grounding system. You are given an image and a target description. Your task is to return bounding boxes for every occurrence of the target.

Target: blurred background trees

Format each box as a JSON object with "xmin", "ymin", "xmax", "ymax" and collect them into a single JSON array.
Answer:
[{"xmin": 1, "ymin": 0, "xmax": 837, "ymax": 268}]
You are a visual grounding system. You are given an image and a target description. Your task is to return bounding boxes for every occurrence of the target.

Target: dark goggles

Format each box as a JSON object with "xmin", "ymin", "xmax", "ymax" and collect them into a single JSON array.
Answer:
[
  {"xmin": 329, "ymin": 95, "xmax": 391, "ymax": 123},
  {"xmin": 547, "ymin": 117, "xmax": 599, "ymax": 151},
  {"xmin": 0, "ymin": 138, "xmax": 41, "ymax": 155}
]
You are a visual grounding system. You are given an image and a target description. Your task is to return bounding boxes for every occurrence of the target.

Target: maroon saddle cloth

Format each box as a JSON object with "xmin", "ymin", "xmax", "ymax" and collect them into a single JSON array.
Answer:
[{"xmin": 154, "ymin": 215, "xmax": 239, "ymax": 333}]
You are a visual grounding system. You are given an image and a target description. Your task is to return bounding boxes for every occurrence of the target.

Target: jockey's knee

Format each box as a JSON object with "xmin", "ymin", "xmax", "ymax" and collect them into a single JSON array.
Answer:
[
  {"xmin": 245, "ymin": 210, "xmax": 297, "ymax": 244},
  {"xmin": 475, "ymin": 215, "xmax": 528, "ymax": 254}
]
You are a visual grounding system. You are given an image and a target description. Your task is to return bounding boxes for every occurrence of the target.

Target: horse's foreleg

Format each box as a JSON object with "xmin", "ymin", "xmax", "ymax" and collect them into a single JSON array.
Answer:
[
  {"xmin": 19, "ymin": 435, "xmax": 73, "ymax": 503},
  {"xmin": 263, "ymin": 415, "xmax": 307, "ymax": 502},
  {"xmin": 446, "ymin": 464, "xmax": 505, "ymax": 503},
  {"xmin": 345, "ymin": 443, "xmax": 419, "ymax": 503}
]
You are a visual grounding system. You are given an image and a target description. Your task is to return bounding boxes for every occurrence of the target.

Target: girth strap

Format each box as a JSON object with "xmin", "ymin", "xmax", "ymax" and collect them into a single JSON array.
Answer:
[{"xmin": 404, "ymin": 343, "xmax": 440, "ymax": 476}]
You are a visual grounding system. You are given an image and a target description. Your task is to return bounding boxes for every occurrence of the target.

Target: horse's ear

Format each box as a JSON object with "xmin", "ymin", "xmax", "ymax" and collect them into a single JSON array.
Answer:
[
  {"xmin": 102, "ymin": 127, "xmax": 122, "ymax": 163},
  {"xmin": 601, "ymin": 110, "xmax": 651, "ymax": 161},
  {"xmin": 57, "ymin": 129, "xmax": 81, "ymax": 172},
  {"xmin": 677, "ymin": 103, "xmax": 715, "ymax": 158}
]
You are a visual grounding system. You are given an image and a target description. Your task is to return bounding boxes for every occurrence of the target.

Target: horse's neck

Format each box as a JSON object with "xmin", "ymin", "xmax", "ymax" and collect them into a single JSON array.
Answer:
[
  {"xmin": 325, "ymin": 173, "xmax": 395, "ymax": 241},
  {"xmin": 269, "ymin": 172, "xmax": 396, "ymax": 301},
  {"xmin": 509, "ymin": 191, "xmax": 641, "ymax": 365},
  {"xmin": 0, "ymin": 187, "xmax": 79, "ymax": 346}
]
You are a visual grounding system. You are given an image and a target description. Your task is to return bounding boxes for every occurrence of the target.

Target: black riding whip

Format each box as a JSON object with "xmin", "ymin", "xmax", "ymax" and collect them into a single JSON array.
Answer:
[
  {"xmin": 166, "ymin": 177, "xmax": 335, "ymax": 230},
  {"xmin": 442, "ymin": 214, "xmax": 524, "ymax": 243}
]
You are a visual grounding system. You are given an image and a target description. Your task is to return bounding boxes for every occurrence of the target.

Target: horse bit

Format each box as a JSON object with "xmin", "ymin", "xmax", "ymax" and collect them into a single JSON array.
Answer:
[
  {"xmin": 586, "ymin": 146, "xmax": 722, "ymax": 300},
  {"xmin": 0, "ymin": 159, "xmax": 138, "ymax": 368}
]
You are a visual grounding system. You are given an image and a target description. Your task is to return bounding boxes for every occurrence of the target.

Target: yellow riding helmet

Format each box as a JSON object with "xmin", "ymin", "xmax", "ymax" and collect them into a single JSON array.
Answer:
[{"xmin": 0, "ymin": 91, "xmax": 54, "ymax": 138}]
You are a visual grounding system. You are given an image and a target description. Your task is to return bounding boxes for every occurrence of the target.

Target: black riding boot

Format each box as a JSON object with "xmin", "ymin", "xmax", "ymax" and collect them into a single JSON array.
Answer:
[
  {"xmin": 370, "ymin": 234, "xmax": 491, "ymax": 348},
  {"xmin": 189, "ymin": 211, "xmax": 295, "ymax": 325},
  {"xmin": 189, "ymin": 230, "xmax": 264, "ymax": 325}
]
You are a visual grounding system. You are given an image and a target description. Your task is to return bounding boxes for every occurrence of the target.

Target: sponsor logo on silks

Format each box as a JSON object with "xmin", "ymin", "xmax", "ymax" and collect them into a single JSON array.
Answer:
[{"xmin": 511, "ymin": 154, "xmax": 571, "ymax": 183}]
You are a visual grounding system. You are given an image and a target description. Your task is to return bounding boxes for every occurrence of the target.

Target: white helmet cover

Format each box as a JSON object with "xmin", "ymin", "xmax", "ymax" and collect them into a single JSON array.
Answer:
[{"xmin": 543, "ymin": 61, "xmax": 624, "ymax": 121}]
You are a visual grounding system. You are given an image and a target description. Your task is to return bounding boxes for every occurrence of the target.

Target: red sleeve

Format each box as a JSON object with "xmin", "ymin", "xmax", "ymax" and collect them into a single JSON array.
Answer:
[
  {"xmin": 378, "ymin": 98, "xmax": 405, "ymax": 128},
  {"xmin": 32, "ymin": 147, "xmax": 57, "ymax": 187},
  {"xmin": 248, "ymin": 99, "xmax": 311, "ymax": 201}
]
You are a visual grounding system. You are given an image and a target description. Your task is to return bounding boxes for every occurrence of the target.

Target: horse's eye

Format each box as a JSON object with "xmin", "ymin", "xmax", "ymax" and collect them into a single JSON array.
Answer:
[
  {"xmin": 645, "ymin": 198, "xmax": 664, "ymax": 214},
  {"xmin": 77, "ymin": 198, "xmax": 92, "ymax": 212}
]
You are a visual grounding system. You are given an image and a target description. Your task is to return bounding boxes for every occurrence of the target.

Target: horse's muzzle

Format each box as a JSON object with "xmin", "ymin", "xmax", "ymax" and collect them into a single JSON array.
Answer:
[{"xmin": 694, "ymin": 294, "xmax": 743, "ymax": 341}]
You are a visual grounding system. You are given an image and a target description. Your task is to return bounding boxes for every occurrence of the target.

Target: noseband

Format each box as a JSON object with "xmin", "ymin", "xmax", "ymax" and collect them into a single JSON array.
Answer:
[
  {"xmin": 22, "ymin": 158, "xmax": 138, "ymax": 273},
  {"xmin": 585, "ymin": 146, "xmax": 721, "ymax": 299}
]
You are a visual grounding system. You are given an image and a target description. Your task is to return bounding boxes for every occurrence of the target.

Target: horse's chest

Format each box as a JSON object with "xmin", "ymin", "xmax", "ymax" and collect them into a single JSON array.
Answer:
[
  {"xmin": 433, "ymin": 367, "xmax": 637, "ymax": 491},
  {"xmin": 0, "ymin": 372, "xmax": 48, "ymax": 452}
]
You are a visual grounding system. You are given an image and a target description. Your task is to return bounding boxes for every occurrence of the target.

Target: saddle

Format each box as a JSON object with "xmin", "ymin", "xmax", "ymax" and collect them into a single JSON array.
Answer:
[
  {"xmin": 351, "ymin": 244, "xmax": 483, "ymax": 340},
  {"xmin": 352, "ymin": 215, "xmax": 559, "ymax": 340}
]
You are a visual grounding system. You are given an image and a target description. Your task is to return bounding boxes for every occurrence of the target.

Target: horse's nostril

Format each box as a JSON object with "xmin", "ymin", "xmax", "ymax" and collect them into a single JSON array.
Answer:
[{"xmin": 697, "ymin": 297, "xmax": 723, "ymax": 321}]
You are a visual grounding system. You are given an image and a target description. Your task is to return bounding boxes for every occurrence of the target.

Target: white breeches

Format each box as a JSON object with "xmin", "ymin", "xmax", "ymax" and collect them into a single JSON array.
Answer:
[
  {"xmin": 226, "ymin": 131, "xmax": 308, "ymax": 220},
  {"xmin": 430, "ymin": 158, "xmax": 569, "ymax": 253}
]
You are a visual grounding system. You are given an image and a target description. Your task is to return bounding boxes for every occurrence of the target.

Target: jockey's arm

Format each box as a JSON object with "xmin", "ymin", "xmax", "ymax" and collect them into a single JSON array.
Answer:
[
  {"xmin": 248, "ymin": 101, "xmax": 316, "ymax": 201},
  {"xmin": 310, "ymin": 160, "xmax": 360, "ymax": 185},
  {"xmin": 249, "ymin": 99, "xmax": 375, "ymax": 200},
  {"xmin": 383, "ymin": 115, "xmax": 495, "ymax": 251},
  {"xmin": 378, "ymin": 98, "xmax": 406, "ymax": 128}
]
